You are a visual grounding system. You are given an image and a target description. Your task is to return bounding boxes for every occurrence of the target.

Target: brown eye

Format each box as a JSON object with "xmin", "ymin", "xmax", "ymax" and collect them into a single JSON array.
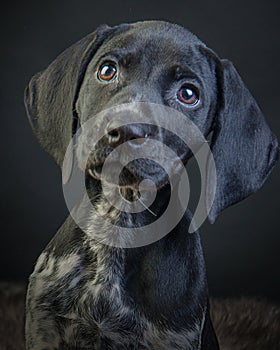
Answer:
[
  {"xmin": 177, "ymin": 85, "xmax": 200, "ymax": 106},
  {"xmin": 98, "ymin": 63, "xmax": 117, "ymax": 82}
]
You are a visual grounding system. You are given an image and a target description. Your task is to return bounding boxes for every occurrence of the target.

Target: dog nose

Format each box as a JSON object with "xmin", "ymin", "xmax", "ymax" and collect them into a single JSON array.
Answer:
[{"xmin": 105, "ymin": 123, "xmax": 149, "ymax": 147}]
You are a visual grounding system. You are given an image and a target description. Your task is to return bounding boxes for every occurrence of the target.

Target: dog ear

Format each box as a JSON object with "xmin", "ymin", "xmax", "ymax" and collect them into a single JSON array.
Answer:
[
  {"xmin": 24, "ymin": 24, "xmax": 130, "ymax": 183},
  {"xmin": 207, "ymin": 59, "xmax": 279, "ymax": 223}
]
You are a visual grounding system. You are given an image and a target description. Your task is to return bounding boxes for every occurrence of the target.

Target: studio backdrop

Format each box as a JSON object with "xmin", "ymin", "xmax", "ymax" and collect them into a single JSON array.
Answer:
[{"xmin": 0, "ymin": 0, "xmax": 279, "ymax": 301}]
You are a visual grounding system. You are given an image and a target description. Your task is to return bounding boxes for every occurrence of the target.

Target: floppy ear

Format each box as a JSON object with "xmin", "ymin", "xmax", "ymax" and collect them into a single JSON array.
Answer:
[
  {"xmin": 207, "ymin": 59, "xmax": 279, "ymax": 223},
  {"xmin": 24, "ymin": 24, "xmax": 130, "ymax": 183}
]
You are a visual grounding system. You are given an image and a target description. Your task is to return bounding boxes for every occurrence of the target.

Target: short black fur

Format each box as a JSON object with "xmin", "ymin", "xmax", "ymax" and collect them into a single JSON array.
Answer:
[{"xmin": 24, "ymin": 20, "xmax": 278, "ymax": 350}]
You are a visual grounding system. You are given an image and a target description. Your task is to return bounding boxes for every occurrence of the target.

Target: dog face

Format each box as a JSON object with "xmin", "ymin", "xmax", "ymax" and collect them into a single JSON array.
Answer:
[
  {"xmin": 24, "ymin": 21, "xmax": 279, "ymax": 222},
  {"xmin": 75, "ymin": 22, "xmax": 218, "ymax": 189}
]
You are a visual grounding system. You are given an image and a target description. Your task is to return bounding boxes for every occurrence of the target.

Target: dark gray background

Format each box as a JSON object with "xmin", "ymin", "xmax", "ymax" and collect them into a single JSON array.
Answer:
[{"xmin": 1, "ymin": 0, "xmax": 279, "ymax": 301}]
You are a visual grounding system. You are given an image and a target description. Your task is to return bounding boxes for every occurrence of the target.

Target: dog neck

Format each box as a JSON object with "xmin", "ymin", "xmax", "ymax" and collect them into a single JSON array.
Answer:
[
  {"xmin": 84, "ymin": 176, "xmax": 207, "ymax": 304},
  {"xmin": 68, "ymin": 176, "xmax": 219, "ymax": 347}
]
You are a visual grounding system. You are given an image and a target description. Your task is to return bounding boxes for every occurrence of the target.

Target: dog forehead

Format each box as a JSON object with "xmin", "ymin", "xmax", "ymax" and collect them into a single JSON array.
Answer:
[
  {"xmin": 95, "ymin": 21, "xmax": 205, "ymax": 64},
  {"xmin": 127, "ymin": 20, "xmax": 202, "ymax": 46}
]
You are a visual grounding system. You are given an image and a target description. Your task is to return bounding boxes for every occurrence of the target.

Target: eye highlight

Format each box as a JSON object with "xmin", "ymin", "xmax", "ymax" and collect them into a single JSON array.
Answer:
[
  {"xmin": 98, "ymin": 62, "xmax": 117, "ymax": 82},
  {"xmin": 177, "ymin": 85, "xmax": 200, "ymax": 106}
]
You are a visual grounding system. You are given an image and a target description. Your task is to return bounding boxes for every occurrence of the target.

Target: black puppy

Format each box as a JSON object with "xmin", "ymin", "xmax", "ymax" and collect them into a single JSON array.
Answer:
[{"xmin": 24, "ymin": 21, "xmax": 278, "ymax": 349}]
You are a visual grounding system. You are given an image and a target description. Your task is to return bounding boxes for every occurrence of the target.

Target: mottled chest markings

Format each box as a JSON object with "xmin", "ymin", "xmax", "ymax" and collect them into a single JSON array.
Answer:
[{"xmin": 28, "ymin": 248, "xmax": 203, "ymax": 349}]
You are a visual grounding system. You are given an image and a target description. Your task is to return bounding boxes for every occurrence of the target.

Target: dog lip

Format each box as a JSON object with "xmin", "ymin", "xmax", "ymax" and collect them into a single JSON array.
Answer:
[
  {"xmin": 87, "ymin": 152, "xmax": 189, "ymax": 189},
  {"xmin": 88, "ymin": 168, "xmax": 100, "ymax": 180},
  {"xmin": 87, "ymin": 167, "xmax": 140, "ymax": 190},
  {"xmin": 87, "ymin": 165, "xmax": 179, "ymax": 191}
]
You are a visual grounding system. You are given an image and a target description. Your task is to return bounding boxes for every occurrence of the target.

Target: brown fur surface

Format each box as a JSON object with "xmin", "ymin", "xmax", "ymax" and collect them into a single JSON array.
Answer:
[
  {"xmin": 0, "ymin": 282, "xmax": 25, "ymax": 350},
  {"xmin": 0, "ymin": 282, "xmax": 279, "ymax": 350},
  {"xmin": 211, "ymin": 298, "xmax": 280, "ymax": 350}
]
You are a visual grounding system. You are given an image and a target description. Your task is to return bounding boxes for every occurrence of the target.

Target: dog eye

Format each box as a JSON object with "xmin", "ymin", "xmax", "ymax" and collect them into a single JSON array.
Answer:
[
  {"xmin": 177, "ymin": 85, "xmax": 200, "ymax": 106},
  {"xmin": 98, "ymin": 63, "xmax": 117, "ymax": 82}
]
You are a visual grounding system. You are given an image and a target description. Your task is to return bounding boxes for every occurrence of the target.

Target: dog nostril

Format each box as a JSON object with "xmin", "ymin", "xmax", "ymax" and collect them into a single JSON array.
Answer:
[
  {"xmin": 108, "ymin": 129, "xmax": 119, "ymax": 138},
  {"xmin": 107, "ymin": 128, "xmax": 120, "ymax": 143}
]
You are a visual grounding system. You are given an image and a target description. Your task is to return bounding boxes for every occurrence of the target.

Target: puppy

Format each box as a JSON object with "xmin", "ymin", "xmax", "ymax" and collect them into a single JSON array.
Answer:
[{"xmin": 24, "ymin": 21, "xmax": 278, "ymax": 349}]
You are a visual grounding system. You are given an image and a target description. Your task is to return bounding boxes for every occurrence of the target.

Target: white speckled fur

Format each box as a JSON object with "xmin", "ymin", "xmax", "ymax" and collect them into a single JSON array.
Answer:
[{"xmin": 26, "ymin": 230, "xmax": 204, "ymax": 349}]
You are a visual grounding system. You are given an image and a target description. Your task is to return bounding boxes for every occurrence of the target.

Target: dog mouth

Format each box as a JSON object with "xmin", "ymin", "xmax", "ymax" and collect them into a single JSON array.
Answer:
[
  {"xmin": 86, "ymin": 155, "xmax": 187, "ymax": 192},
  {"xmin": 87, "ymin": 163, "xmax": 138, "ymax": 188},
  {"xmin": 87, "ymin": 162, "xmax": 163, "ymax": 190}
]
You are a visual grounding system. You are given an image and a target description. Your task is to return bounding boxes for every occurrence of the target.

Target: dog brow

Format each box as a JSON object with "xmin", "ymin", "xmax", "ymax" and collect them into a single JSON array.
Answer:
[{"xmin": 100, "ymin": 49, "xmax": 138, "ymax": 65}]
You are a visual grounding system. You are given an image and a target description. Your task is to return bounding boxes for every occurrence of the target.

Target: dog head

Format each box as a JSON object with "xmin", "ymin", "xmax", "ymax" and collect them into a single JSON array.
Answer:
[{"xmin": 24, "ymin": 20, "xmax": 278, "ymax": 223}]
